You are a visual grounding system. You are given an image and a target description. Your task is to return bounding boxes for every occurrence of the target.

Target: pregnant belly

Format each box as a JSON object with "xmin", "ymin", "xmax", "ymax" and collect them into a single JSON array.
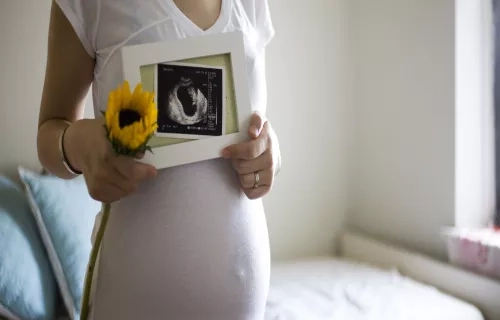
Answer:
[{"xmin": 90, "ymin": 159, "xmax": 270, "ymax": 319}]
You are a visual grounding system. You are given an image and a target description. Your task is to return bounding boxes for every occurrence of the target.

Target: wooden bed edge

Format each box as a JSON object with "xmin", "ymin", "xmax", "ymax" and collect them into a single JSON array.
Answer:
[{"xmin": 338, "ymin": 229, "xmax": 500, "ymax": 320}]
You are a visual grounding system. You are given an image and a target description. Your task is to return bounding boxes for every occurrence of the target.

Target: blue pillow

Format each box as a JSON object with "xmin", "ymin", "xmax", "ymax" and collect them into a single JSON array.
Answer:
[
  {"xmin": 18, "ymin": 167, "xmax": 101, "ymax": 320},
  {"xmin": 0, "ymin": 175, "xmax": 57, "ymax": 320}
]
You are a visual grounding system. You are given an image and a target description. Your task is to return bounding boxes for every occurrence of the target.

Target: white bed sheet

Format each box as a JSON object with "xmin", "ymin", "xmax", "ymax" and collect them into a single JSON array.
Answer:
[{"xmin": 265, "ymin": 257, "xmax": 484, "ymax": 320}]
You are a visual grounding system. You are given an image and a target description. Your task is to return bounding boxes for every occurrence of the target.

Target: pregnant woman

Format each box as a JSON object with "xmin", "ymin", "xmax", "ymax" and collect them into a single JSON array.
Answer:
[{"xmin": 36, "ymin": 0, "xmax": 280, "ymax": 319}]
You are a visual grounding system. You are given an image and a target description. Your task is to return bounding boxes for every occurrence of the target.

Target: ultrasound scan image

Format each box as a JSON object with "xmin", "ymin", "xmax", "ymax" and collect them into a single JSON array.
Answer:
[
  {"xmin": 167, "ymin": 77, "xmax": 208, "ymax": 126},
  {"xmin": 156, "ymin": 63, "xmax": 224, "ymax": 138}
]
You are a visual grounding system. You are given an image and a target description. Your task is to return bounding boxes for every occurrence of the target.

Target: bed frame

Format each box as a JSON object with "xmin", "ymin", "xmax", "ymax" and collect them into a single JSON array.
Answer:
[{"xmin": 339, "ymin": 230, "xmax": 500, "ymax": 320}]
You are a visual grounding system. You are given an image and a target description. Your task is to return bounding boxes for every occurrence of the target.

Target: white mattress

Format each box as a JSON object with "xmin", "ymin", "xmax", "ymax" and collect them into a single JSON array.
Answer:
[{"xmin": 265, "ymin": 257, "xmax": 484, "ymax": 320}]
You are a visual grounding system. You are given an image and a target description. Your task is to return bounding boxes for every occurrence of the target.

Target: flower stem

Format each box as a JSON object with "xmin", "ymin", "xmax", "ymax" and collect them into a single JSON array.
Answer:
[{"xmin": 80, "ymin": 202, "xmax": 111, "ymax": 320}]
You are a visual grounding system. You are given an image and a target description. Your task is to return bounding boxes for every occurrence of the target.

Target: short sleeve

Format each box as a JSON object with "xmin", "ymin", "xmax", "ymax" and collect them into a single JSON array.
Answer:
[
  {"xmin": 242, "ymin": 0, "xmax": 276, "ymax": 50},
  {"xmin": 55, "ymin": 0, "xmax": 96, "ymax": 58},
  {"xmin": 255, "ymin": 0, "xmax": 275, "ymax": 49}
]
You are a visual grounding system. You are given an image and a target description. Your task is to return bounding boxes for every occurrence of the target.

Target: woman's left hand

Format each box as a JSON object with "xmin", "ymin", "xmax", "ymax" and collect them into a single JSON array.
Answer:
[{"xmin": 222, "ymin": 113, "xmax": 281, "ymax": 200}]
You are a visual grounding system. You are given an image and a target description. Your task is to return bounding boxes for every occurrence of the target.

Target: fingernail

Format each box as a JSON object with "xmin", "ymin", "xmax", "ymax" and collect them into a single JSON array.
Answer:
[{"xmin": 250, "ymin": 125, "xmax": 259, "ymax": 136}]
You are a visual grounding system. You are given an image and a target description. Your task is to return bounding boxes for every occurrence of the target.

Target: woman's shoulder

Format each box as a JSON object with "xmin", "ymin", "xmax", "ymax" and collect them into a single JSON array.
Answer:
[
  {"xmin": 56, "ymin": 0, "xmax": 179, "ymax": 56},
  {"xmin": 237, "ymin": 0, "xmax": 275, "ymax": 50},
  {"xmin": 239, "ymin": 0, "xmax": 274, "ymax": 25}
]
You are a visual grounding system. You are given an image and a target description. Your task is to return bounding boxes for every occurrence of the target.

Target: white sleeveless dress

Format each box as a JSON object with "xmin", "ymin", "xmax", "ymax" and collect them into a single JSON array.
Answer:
[{"xmin": 55, "ymin": 0, "xmax": 275, "ymax": 319}]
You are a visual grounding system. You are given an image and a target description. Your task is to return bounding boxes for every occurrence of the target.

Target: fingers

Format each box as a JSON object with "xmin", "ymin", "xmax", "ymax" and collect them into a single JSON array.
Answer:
[
  {"xmin": 243, "ymin": 185, "xmax": 272, "ymax": 200},
  {"xmin": 248, "ymin": 112, "xmax": 266, "ymax": 139},
  {"xmin": 231, "ymin": 149, "xmax": 275, "ymax": 200},
  {"xmin": 112, "ymin": 155, "xmax": 157, "ymax": 181},
  {"xmin": 232, "ymin": 149, "xmax": 274, "ymax": 175},
  {"xmin": 239, "ymin": 169, "xmax": 273, "ymax": 189},
  {"xmin": 85, "ymin": 166, "xmax": 131, "ymax": 203},
  {"xmin": 106, "ymin": 166, "xmax": 137, "ymax": 193},
  {"xmin": 223, "ymin": 122, "xmax": 270, "ymax": 160},
  {"xmin": 86, "ymin": 149, "xmax": 158, "ymax": 203},
  {"xmin": 95, "ymin": 184, "xmax": 128, "ymax": 204},
  {"xmin": 221, "ymin": 113, "xmax": 278, "ymax": 201},
  {"xmin": 222, "ymin": 116, "xmax": 277, "ymax": 201}
]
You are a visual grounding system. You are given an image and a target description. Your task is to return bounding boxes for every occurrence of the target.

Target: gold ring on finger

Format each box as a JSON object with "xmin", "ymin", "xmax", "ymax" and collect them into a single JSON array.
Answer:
[{"xmin": 253, "ymin": 171, "xmax": 260, "ymax": 188}]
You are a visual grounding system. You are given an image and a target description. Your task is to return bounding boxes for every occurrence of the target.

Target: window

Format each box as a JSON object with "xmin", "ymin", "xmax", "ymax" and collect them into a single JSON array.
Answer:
[
  {"xmin": 455, "ymin": 0, "xmax": 495, "ymax": 229},
  {"xmin": 494, "ymin": 0, "xmax": 500, "ymax": 228}
]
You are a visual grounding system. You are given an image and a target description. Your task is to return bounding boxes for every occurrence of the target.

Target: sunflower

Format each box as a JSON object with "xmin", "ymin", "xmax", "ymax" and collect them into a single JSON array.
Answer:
[
  {"xmin": 103, "ymin": 80, "xmax": 158, "ymax": 157},
  {"xmin": 80, "ymin": 81, "xmax": 157, "ymax": 320}
]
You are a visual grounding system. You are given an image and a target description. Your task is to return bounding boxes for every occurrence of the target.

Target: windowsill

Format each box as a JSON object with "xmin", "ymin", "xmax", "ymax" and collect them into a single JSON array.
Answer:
[{"xmin": 442, "ymin": 226, "xmax": 500, "ymax": 281}]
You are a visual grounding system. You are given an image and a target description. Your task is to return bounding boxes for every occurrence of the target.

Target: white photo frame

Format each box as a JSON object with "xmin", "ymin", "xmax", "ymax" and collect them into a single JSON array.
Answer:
[{"xmin": 121, "ymin": 31, "xmax": 252, "ymax": 169}]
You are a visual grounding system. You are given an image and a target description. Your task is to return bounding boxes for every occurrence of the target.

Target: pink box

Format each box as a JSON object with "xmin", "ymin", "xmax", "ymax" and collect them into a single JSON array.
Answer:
[{"xmin": 442, "ymin": 227, "xmax": 500, "ymax": 280}]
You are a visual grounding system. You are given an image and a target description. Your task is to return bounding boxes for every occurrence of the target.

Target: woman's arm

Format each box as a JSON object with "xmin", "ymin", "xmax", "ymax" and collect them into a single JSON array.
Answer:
[{"xmin": 37, "ymin": 1, "xmax": 95, "ymax": 179}]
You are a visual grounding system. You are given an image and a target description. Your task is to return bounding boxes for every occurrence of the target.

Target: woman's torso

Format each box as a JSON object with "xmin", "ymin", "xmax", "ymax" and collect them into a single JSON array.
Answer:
[
  {"xmin": 75, "ymin": 0, "xmax": 275, "ymax": 318},
  {"xmin": 89, "ymin": 0, "xmax": 273, "ymax": 117}
]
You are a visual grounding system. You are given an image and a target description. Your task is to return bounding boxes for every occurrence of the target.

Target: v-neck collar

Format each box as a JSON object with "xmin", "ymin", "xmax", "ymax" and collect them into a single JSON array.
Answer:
[{"xmin": 167, "ymin": 0, "xmax": 231, "ymax": 35}]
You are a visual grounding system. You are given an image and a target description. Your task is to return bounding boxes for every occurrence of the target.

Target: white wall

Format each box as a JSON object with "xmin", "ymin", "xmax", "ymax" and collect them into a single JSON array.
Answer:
[
  {"xmin": 0, "ymin": 1, "xmax": 95, "ymax": 176},
  {"xmin": 265, "ymin": 0, "xmax": 349, "ymax": 260},
  {"xmin": 0, "ymin": 0, "xmax": 349, "ymax": 261},
  {"xmin": 347, "ymin": 0, "xmax": 495, "ymax": 260},
  {"xmin": 346, "ymin": 0, "xmax": 456, "ymax": 259}
]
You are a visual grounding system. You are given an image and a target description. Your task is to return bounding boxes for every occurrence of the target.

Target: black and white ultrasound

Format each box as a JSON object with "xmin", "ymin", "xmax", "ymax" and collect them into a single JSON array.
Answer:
[{"xmin": 156, "ymin": 63, "xmax": 224, "ymax": 138}]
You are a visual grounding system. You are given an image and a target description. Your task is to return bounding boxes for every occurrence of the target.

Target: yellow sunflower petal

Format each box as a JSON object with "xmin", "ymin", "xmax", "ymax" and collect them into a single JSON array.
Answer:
[
  {"xmin": 122, "ymin": 81, "xmax": 132, "ymax": 109},
  {"xmin": 141, "ymin": 118, "xmax": 152, "ymax": 135},
  {"xmin": 116, "ymin": 85, "xmax": 123, "ymax": 113},
  {"xmin": 140, "ymin": 96, "xmax": 150, "ymax": 116},
  {"xmin": 131, "ymin": 83, "xmax": 143, "ymax": 111},
  {"xmin": 143, "ymin": 91, "xmax": 153, "ymax": 109},
  {"xmin": 122, "ymin": 124, "xmax": 140, "ymax": 149},
  {"xmin": 107, "ymin": 93, "xmax": 119, "ymax": 126},
  {"xmin": 111, "ymin": 112, "xmax": 121, "ymax": 139}
]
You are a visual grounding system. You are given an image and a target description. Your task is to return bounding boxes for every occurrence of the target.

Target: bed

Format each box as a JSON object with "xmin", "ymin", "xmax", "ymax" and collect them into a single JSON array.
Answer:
[
  {"xmin": 264, "ymin": 230, "xmax": 500, "ymax": 320},
  {"xmin": 265, "ymin": 258, "xmax": 482, "ymax": 320}
]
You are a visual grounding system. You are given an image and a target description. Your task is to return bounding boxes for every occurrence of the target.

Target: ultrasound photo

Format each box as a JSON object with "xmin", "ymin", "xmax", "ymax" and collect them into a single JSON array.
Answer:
[{"xmin": 156, "ymin": 62, "xmax": 225, "ymax": 139}]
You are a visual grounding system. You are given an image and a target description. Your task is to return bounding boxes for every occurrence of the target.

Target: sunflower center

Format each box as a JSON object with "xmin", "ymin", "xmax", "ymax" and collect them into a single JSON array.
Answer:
[{"xmin": 118, "ymin": 109, "xmax": 141, "ymax": 128}]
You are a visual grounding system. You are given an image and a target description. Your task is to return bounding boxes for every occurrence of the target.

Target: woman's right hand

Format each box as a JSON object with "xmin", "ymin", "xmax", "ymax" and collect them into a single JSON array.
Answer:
[{"xmin": 64, "ymin": 117, "xmax": 158, "ymax": 203}]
